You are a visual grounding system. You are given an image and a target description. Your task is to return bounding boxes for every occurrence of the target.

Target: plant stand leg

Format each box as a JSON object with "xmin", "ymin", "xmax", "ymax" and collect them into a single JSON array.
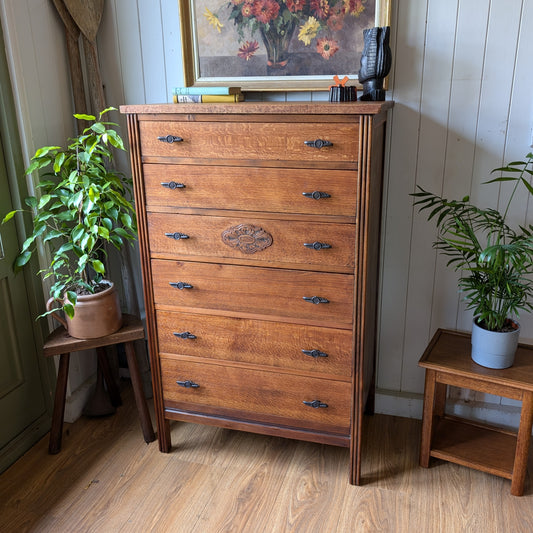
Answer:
[{"xmin": 49, "ymin": 353, "xmax": 70, "ymax": 454}]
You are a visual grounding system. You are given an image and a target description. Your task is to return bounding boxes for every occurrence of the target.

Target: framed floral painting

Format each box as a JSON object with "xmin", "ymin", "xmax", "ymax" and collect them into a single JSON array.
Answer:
[{"xmin": 178, "ymin": 0, "xmax": 391, "ymax": 90}]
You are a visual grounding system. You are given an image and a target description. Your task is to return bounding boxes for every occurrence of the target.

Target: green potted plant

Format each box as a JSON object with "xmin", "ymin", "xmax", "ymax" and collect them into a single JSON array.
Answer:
[
  {"xmin": 1, "ymin": 108, "xmax": 137, "ymax": 339},
  {"xmin": 412, "ymin": 152, "xmax": 533, "ymax": 368}
]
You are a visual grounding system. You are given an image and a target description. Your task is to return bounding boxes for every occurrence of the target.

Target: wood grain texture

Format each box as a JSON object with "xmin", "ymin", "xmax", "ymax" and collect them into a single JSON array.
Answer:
[
  {"xmin": 147, "ymin": 212, "xmax": 356, "ymax": 271},
  {"xmin": 143, "ymin": 164, "xmax": 359, "ymax": 217},
  {"xmin": 2, "ymin": 389, "xmax": 533, "ymax": 532},
  {"xmin": 138, "ymin": 119, "xmax": 358, "ymax": 162},
  {"xmin": 160, "ymin": 356, "xmax": 351, "ymax": 434},
  {"xmin": 151, "ymin": 259, "xmax": 355, "ymax": 327},
  {"xmin": 156, "ymin": 310, "xmax": 353, "ymax": 377}
]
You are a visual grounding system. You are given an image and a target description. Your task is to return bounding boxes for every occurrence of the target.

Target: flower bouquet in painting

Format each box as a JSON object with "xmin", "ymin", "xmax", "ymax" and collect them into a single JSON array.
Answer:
[{"xmin": 204, "ymin": 0, "xmax": 370, "ymax": 70}]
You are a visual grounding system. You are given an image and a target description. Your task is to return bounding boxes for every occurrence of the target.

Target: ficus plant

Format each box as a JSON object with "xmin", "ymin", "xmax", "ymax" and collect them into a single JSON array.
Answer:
[
  {"xmin": 412, "ymin": 152, "xmax": 533, "ymax": 332},
  {"xmin": 1, "ymin": 108, "xmax": 137, "ymax": 319}
]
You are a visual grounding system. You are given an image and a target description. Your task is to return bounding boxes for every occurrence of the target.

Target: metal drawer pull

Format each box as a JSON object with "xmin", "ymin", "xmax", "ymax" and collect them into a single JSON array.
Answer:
[
  {"xmin": 302, "ymin": 349, "xmax": 328, "ymax": 358},
  {"xmin": 304, "ymin": 241, "xmax": 331, "ymax": 250},
  {"xmin": 158, "ymin": 135, "xmax": 183, "ymax": 144},
  {"xmin": 302, "ymin": 191, "xmax": 331, "ymax": 200},
  {"xmin": 169, "ymin": 282, "xmax": 193, "ymax": 290},
  {"xmin": 176, "ymin": 380, "xmax": 199, "ymax": 388},
  {"xmin": 303, "ymin": 296, "xmax": 329, "ymax": 305},
  {"xmin": 161, "ymin": 181, "xmax": 186, "ymax": 189},
  {"xmin": 165, "ymin": 232, "xmax": 189, "ymax": 240},
  {"xmin": 303, "ymin": 400, "xmax": 328, "ymax": 408},
  {"xmin": 304, "ymin": 139, "xmax": 333, "ymax": 149},
  {"xmin": 173, "ymin": 331, "xmax": 197, "ymax": 339}
]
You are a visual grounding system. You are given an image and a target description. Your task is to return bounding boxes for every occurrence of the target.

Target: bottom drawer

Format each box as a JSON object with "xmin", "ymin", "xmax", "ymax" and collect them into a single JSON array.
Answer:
[{"xmin": 160, "ymin": 357, "xmax": 351, "ymax": 435}]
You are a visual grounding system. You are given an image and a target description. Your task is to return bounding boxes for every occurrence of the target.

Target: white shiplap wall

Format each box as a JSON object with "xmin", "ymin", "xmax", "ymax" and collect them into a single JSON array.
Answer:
[{"xmin": 2, "ymin": 0, "xmax": 533, "ymax": 425}]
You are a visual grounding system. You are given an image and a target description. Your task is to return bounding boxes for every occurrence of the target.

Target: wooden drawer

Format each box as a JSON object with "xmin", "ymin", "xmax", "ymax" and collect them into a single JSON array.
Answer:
[
  {"xmin": 156, "ymin": 310, "xmax": 353, "ymax": 378},
  {"xmin": 160, "ymin": 357, "xmax": 351, "ymax": 435},
  {"xmin": 151, "ymin": 260, "xmax": 354, "ymax": 327},
  {"xmin": 143, "ymin": 164, "xmax": 358, "ymax": 217},
  {"xmin": 139, "ymin": 121, "xmax": 358, "ymax": 163},
  {"xmin": 147, "ymin": 212, "xmax": 356, "ymax": 271}
]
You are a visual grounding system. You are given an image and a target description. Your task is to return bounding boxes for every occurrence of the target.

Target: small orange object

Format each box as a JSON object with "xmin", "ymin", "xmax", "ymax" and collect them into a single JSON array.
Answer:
[{"xmin": 330, "ymin": 75, "xmax": 349, "ymax": 89}]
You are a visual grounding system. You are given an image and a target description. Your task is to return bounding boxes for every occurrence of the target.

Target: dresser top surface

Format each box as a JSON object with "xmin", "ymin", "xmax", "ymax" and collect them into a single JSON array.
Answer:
[{"xmin": 120, "ymin": 101, "xmax": 393, "ymax": 116}]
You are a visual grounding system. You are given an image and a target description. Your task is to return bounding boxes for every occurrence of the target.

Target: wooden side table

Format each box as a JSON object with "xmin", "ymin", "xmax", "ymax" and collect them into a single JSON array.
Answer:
[
  {"xmin": 419, "ymin": 328, "xmax": 533, "ymax": 496},
  {"xmin": 43, "ymin": 313, "xmax": 156, "ymax": 453}
]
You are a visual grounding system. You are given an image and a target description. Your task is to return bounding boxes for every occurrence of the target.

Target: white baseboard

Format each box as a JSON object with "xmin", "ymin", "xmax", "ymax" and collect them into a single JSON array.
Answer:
[{"xmin": 375, "ymin": 389, "xmax": 522, "ymax": 432}]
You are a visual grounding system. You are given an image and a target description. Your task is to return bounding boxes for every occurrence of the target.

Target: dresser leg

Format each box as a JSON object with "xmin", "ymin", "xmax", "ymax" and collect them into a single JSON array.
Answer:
[
  {"xmin": 124, "ymin": 341, "xmax": 155, "ymax": 443},
  {"xmin": 158, "ymin": 419, "xmax": 172, "ymax": 453}
]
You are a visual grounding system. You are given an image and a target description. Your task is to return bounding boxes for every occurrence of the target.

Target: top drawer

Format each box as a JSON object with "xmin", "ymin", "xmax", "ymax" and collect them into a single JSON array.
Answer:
[{"xmin": 138, "ymin": 120, "xmax": 359, "ymax": 164}]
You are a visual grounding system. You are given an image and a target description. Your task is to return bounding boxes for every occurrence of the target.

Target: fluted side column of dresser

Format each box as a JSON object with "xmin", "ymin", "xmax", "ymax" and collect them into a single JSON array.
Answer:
[{"xmin": 120, "ymin": 101, "xmax": 392, "ymax": 485}]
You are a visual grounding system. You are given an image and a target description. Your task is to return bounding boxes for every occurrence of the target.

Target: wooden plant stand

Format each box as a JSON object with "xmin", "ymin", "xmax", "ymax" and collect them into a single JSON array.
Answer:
[
  {"xmin": 43, "ymin": 313, "xmax": 155, "ymax": 454},
  {"xmin": 419, "ymin": 328, "xmax": 533, "ymax": 496}
]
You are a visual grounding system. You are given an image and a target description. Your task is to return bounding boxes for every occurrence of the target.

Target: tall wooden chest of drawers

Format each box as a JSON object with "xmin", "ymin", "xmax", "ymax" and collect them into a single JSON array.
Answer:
[{"xmin": 121, "ymin": 102, "xmax": 391, "ymax": 484}]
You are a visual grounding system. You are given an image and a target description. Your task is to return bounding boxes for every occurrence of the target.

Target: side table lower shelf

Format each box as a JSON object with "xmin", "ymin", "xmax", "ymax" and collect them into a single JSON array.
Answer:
[{"xmin": 431, "ymin": 417, "xmax": 516, "ymax": 480}]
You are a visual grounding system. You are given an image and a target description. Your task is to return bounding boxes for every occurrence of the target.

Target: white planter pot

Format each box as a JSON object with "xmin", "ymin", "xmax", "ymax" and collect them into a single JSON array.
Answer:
[{"xmin": 471, "ymin": 318, "xmax": 520, "ymax": 369}]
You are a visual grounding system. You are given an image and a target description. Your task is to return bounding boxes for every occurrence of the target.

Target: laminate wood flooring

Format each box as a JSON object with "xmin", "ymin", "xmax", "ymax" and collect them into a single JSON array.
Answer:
[{"xmin": 1, "ymin": 384, "xmax": 532, "ymax": 532}]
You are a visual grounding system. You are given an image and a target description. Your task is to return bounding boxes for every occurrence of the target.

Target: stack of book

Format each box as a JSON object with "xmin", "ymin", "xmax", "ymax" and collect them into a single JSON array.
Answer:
[{"xmin": 172, "ymin": 87, "xmax": 244, "ymax": 103}]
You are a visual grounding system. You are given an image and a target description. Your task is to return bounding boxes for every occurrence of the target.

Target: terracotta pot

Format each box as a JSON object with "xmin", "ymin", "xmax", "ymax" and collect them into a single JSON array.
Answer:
[{"xmin": 46, "ymin": 281, "xmax": 122, "ymax": 339}]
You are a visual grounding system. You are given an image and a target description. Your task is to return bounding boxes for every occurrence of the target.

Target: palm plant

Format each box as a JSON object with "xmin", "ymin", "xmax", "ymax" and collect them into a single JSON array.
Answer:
[{"xmin": 412, "ymin": 152, "xmax": 533, "ymax": 332}]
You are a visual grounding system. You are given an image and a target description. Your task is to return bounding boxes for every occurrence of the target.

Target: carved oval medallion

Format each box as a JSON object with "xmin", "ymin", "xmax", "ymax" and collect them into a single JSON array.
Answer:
[{"xmin": 221, "ymin": 224, "xmax": 273, "ymax": 254}]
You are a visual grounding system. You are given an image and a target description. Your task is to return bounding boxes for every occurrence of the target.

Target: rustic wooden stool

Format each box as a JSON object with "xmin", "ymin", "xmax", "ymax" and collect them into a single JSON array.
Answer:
[{"xmin": 43, "ymin": 313, "xmax": 155, "ymax": 453}]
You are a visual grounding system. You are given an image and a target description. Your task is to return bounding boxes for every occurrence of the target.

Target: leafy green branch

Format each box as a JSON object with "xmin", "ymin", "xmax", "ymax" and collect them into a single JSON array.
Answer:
[{"xmin": 412, "ymin": 152, "xmax": 533, "ymax": 331}]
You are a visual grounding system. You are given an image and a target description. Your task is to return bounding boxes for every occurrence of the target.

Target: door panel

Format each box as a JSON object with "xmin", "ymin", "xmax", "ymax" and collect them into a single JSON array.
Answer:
[{"xmin": 0, "ymin": 137, "xmax": 48, "ymax": 453}]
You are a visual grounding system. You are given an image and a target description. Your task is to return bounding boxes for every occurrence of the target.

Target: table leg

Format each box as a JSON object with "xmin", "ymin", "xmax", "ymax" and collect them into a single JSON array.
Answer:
[
  {"xmin": 49, "ymin": 353, "xmax": 70, "ymax": 454},
  {"xmin": 124, "ymin": 341, "xmax": 155, "ymax": 443},
  {"xmin": 511, "ymin": 391, "xmax": 533, "ymax": 496},
  {"xmin": 434, "ymin": 382, "xmax": 447, "ymax": 418},
  {"xmin": 420, "ymin": 369, "xmax": 437, "ymax": 467}
]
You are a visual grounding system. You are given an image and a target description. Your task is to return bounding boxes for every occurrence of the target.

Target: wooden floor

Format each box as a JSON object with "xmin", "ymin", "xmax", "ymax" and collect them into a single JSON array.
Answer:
[{"xmin": 1, "ymin": 385, "xmax": 533, "ymax": 533}]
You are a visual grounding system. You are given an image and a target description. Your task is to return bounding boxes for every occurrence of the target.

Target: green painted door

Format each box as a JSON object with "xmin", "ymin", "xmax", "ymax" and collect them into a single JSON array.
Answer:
[{"xmin": 0, "ymin": 133, "xmax": 51, "ymax": 471}]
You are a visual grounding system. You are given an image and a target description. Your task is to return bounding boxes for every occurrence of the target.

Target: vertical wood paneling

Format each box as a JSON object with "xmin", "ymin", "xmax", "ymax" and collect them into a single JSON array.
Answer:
[
  {"xmin": 376, "ymin": 0, "xmax": 428, "ymax": 392},
  {"xmin": 505, "ymin": 0, "xmax": 533, "ymax": 346},
  {"xmin": 430, "ymin": 0, "xmax": 490, "ymax": 339},
  {"xmin": 110, "ymin": 0, "xmax": 145, "ymax": 105},
  {"xmin": 161, "ymin": 0, "xmax": 184, "ymax": 100},
  {"xmin": 401, "ymin": 0, "xmax": 459, "ymax": 393},
  {"xmin": 138, "ymin": 0, "xmax": 166, "ymax": 103},
  {"xmin": 456, "ymin": 0, "xmax": 524, "ymax": 334}
]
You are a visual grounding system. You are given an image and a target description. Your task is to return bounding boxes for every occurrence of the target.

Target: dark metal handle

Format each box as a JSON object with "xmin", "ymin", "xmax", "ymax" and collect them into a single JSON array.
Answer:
[
  {"xmin": 303, "ymin": 400, "xmax": 328, "ymax": 408},
  {"xmin": 165, "ymin": 232, "xmax": 189, "ymax": 240},
  {"xmin": 176, "ymin": 379, "xmax": 199, "ymax": 388},
  {"xmin": 169, "ymin": 282, "xmax": 193, "ymax": 290},
  {"xmin": 303, "ymin": 296, "xmax": 329, "ymax": 305},
  {"xmin": 161, "ymin": 181, "xmax": 186, "ymax": 189},
  {"xmin": 302, "ymin": 349, "xmax": 328, "ymax": 358},
  {"xmin": 158, "ymin": 135, "xmax": 183, "ymax": 144},
  {"xmin": 304, "ymin": 139, "xmax": 333, "ymax": 149},
  {"xmin": 302, "ymin": 191, "xmax": 331, "ymax": 200},
  {"xmin": 304, "ymin": 242, "xmax": 331, "ymax": 250},
  {"xmin": 173, "ymin": 331, "xmax": 197, "ymax": 339}
]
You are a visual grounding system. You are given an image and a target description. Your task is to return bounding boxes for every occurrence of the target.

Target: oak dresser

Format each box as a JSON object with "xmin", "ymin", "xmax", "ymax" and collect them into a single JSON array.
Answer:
[{"xmin": 120, "ymin": 101, "xmax": 392, "ymax": 484}]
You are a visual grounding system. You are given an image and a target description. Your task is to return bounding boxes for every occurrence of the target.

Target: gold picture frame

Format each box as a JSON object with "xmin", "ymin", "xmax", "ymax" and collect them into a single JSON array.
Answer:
[{"xmin": 179, "ymin": 0, "xmax": 391, "ymax": 91}]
